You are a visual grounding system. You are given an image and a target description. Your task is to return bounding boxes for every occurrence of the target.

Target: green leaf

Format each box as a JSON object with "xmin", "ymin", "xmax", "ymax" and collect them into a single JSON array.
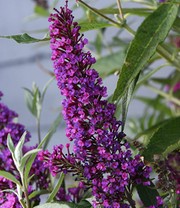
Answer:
[
  {"xmin": 41, "ymin": 77, "xmax": 55, "ymax": 103},
  {"xmin": 94, "ymin": 32, "xmax": 103, "ymax": 56},
  {"xmin": 113, "ymin": 3, "xmax": 178, "ymax": 102},
  {"xmin": 24, "ymin": 80, "xmax": 53, "ymax": 118},
  {"xmin": 0, "ymin": 170, "xmax": 21, "ymax": 186},
  {"xmin": 14, "ymin": 132, "xmax": 26, "ymax": 168},
  {"xmin": 24, "ymin": 88, "xmax": 34, "ymax": 114},
  {"xmin": 47, "ymin": 173, "xmax": 65, "ymax": 202},
  {"xmin": 79, "ymin": 21, "xmax": 112, "ymax": 32},
  {"xmin": 28, "ymin": 189, "xmax": 49, "ymax": 200},
  {"xmin": 42, "ymin": 114, "xmax": 62, "ymax": 149},
  {"xmin": 34, "ymin": 202, "xmax": 92, "ymax": 208},
  {"xmin": 78, "ymin": 200, "xmax": 92, "ymax": 208},
  {"xmin": 34, "ymin": 5, "xmax": 49, "ymax": 17},
  {"xmin": 1, "ymin": 189, "xmax": 18, "ymax": 197},
  {"xmin": 0, "ymin": 33, "xmax": 49, "ymax": 44},
  {"xmin": 137, "ymin": 182, "xmax": 160, "ymax": 207},
  {"xmin": 33, "ymin": 87, "xmax": 41, "ymax": 118},
  {"xmin": 24, "ymin": 83, "xmax": 42, "ymax": 118},
  {"xmin": 134, "ymin": 118, "xmax": 168, "ymax": 141},
  {"xmin": 21, "ymin": 149, "xmax": 41, "ymax": 170},
  {"xmin": 142, "ymin": 116, "xmax": 180, "ymax": 161},
  {"xmin": 173, "ymin": 16, "xmax": 180, "ymax": 33},
  {"xmin": 32, "ymin": 88, "xmax": 39, "ymax": 117},
  {"xmin": 94, "ymin": 51, "xmax": 126, "ymax": 78},
  {"xmin": 151, "ymin": 77, "xmax": 172, "ymax": 85},
  {"xmin": 121, "ymin": 73, "xmax": 140, "ymax": 131},
  {"xmin": 34, "ymin": 203, "xmax": 71, "ymax": 208},
  {"xmin": 7, "ymin": 134, "xmax": 15, "ymax": 155}
]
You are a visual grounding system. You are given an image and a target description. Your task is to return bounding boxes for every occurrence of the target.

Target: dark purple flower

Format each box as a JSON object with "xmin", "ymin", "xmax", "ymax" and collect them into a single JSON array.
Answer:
[{"xmin": 44, "ymin": 2, "xmax": 152, "ymax": 207}]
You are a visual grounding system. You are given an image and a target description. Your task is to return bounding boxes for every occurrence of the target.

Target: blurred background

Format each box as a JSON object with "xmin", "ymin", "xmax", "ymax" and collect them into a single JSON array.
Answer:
[{"xmin": 0, "ymin": 0, "xmax": 170, "ymax": 147}]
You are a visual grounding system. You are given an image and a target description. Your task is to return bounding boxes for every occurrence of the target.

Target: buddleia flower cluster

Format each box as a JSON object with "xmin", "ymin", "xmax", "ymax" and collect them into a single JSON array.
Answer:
[
  {"xmin": 0, "ymin": 91, "xmax": 49, "ymax": 207},
  {"xmin": 39, "ymin": 1, "xmax": 152, "ymax": 207},
  {"xmin": 154, "ymin": 150, "xmax": 180, "ymax": 204}
]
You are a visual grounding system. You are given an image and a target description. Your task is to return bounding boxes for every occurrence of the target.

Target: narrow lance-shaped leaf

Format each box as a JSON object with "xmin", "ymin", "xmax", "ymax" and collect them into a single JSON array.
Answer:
[
  {"xmin": 1, "ymin": 189, "xmax": 18, "ymax": 197},
  {"xmin": 113, "ymin": 3, "xmax": 178, "ymax": 102},
  {"xmin": 173, "ymin": 16, "xmax": 180, "ymax": 33},
  {"xmin": 14, "ymin": 132, "xmax": 26, "ymax": 169},
  {"xmin": 41, "ymin": 77, "xmax": 55, "ymax": 103},
  {"xmin": 142, "ymin": 116, "xmax": 180, "ymax": 161},
  {"xmin": 28, "ymin": 190, "xmax": 49, "ymax": 200},
  {"xmin": 0, "ymin": 33, "xmax": 50, "ymax": 44},
  {"xmin": 20, "ymin": 148, "xmax": 42, "ymax": 170},
  {"xmin": 0, "ymin": 170, "xmax": 21, "ymax": 186},
  {"xmin": 46, "ymin": 173, "xmax": 65, "ymax": 202},
  {"xmin": 7, "ymin": 134, "xmax": 15, "ymax": 155},
  {"xmin": 121, "ymin": 73, "xmax": 140, "ymax": 131},
  {"xmin": 79, "ymin": 21, "xmax": 112, "ymax": 32}
]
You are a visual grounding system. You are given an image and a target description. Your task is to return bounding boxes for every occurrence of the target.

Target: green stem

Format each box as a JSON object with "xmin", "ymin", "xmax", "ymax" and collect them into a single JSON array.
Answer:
[
  {"xmin": 116, "ymin": 0, "xmax": 124, "ymax": 20},
  {"xmin": 19, "ymin": 199, "xmax": 27, "ymax": 208},
  {"xmin": 123, "ymin": 24, "xmax": 135, "ymax": 35},
  {"xmin": 46, "ymin": 173, "xmax": 65, "ymax": 202},
  {"xmin": 146, "ymin": 84, "xmax": 180, "ymax": 106},
  {"xmin": 20, "ymin": 173, "xmax": 31, "ymax": 208},
  {"xmin": 37, "ymin": 117, "xmax": 41, "ymax": 144}
]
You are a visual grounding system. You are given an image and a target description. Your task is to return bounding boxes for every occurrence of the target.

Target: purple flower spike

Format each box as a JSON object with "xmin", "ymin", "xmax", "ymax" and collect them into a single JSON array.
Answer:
[{"xmin": 48, "ymin": 2, "xmax": 152, "ymax": 207}]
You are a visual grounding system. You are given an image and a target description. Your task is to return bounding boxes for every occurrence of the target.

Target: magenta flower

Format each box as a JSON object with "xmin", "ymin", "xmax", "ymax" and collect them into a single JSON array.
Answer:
[{"xmin": 41, "ymin": 2, "xmax": 152, "ymax": 207}]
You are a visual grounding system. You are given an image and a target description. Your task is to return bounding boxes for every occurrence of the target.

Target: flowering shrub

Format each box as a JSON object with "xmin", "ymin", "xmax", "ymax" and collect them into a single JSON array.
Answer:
[{"xmin": 0, "ymin": 0, "xmax": 179, "ymax": 208}]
